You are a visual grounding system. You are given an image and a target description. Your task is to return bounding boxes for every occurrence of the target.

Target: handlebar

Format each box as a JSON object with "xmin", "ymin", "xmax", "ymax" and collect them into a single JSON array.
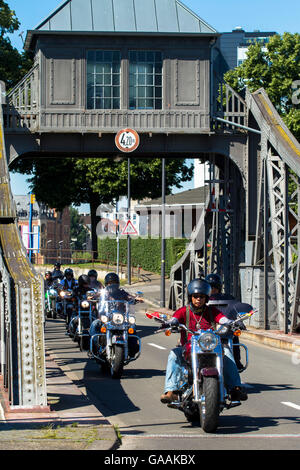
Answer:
[{"xmin": 148, "ymin": 309, "xmax": 257, "ymax": 336}]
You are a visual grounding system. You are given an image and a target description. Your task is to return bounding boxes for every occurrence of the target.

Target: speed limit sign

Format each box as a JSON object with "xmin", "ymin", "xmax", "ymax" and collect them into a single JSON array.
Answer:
[{"xmin": 115, "ymin": 128, "xmax": 140, "ymax": 153}]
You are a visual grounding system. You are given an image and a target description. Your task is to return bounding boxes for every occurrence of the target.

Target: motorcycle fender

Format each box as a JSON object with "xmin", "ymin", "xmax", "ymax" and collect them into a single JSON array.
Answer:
[
  {"xmin": 200, "ymin": 367, "xmax": 219, "ymax": 377},
  {"xmin": 112, "ymin": 335, "xmax": 125, "ymax": 345}
]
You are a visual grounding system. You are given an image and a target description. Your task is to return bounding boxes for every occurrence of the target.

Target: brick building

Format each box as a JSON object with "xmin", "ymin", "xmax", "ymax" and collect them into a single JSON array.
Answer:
[{"xmin": 15, "ymin": 195, "xmax": 71, "ymax": 265}]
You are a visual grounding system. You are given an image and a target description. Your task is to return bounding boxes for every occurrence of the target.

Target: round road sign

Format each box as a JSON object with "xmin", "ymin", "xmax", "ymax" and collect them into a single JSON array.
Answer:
[{"xmin": 115, "ymin": 128, "xmax": 140, "ymax": 153}]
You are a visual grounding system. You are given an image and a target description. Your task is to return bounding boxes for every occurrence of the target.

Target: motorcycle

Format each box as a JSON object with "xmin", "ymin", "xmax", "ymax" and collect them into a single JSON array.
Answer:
[
  {"xmin": 69, "ymin": 290, "xmax": 99, "ymax": 351},
  {"xmin": 57, "ymin": 289, "xmax": 76, "ymax": 328},
  {"xmin": 45, "ymin": 281, "xmax": 59, "ymax": 319},
  {"xmin": 146, "ymin": 304, "xmax": 256, "ymax": 433},
  {"xmin": 89, "ymin": 298, "xmax": 141, "ymax": 378}
]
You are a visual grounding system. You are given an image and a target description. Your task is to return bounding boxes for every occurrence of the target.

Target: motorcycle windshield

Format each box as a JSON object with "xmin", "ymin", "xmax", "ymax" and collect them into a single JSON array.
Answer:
[{"xmin": 98, "ymin": 300, "xmax": 134, "ymax": 319}]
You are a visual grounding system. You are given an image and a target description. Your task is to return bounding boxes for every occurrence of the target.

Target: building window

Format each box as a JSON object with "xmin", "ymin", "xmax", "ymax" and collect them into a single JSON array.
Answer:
[
  {"xmin": 129, "ymin": 51, "xmax": 162, "ymax": 109},
  {"xmin": 87, "ymin": 50, "xmax": 121, "ymax": 109}
]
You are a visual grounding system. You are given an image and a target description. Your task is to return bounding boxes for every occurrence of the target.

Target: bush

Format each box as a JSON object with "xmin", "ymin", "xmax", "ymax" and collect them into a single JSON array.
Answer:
[{"xmin": 98, "ymin": 237, "xmax": 188, "ymax": 275}]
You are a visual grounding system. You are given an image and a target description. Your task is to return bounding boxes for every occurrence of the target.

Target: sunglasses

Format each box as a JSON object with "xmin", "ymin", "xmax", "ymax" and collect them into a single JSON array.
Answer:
[{"xmin": 192, "ymin": 294, "xmax": 206, "ymax": 299}]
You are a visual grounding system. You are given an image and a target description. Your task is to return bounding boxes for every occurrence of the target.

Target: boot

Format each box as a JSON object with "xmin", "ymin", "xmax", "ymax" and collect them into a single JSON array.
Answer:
[{"xmin": 160, "ymin": 391, "xmax": 179, "ymax": 404}]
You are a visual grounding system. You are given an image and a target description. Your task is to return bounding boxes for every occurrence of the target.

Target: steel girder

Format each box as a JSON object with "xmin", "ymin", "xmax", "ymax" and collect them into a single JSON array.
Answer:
[
  {"xmin": 248, "ymin": 89, "xmax": 300, "ymax": 332},
  {"xmin": 0, "ymin": 93, "xmax": 47, "ymax": 409}
]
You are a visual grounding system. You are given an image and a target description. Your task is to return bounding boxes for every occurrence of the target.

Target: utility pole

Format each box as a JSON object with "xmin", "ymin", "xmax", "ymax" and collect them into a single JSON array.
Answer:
[
  {"xmin": 127, "ymin": 158, "xmax": 131, "ymax": 285},
  {"xmin": 28, "ymin": 193, "xmax": 35, "ymax": 262},
  {"xmin": 160, "ymin": 158, "xmax": 166, "ymax": 308}
]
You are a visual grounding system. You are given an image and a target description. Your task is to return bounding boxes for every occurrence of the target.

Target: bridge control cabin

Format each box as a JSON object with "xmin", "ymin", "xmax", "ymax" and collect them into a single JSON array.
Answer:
[{"xmin": 5, "ymin": 0, "xmax": 221, "ymax": 153}]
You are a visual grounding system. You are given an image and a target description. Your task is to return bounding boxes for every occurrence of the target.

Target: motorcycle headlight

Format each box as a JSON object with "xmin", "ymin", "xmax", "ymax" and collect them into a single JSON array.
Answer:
[
  {"xmin": 112, "ymin": 313, "xmax": 124, "ymax": 325},
  {"xmin": 81, "ymin": 301, "xmax": 89, "ymax": 309},
  {"xmin": 199, "ymin": 332, "xmax": 218, "ymax": 351},
  {"xmin": 60, "ymin": 291, "xmax": 66, "ymax": 298},
  {"xmin": 128, "ymin": 316, "xmax": 136, "ymax": 325},
  {"xmin": 100, "ymin": 315, "xmax": 108, "ymax": 323}
]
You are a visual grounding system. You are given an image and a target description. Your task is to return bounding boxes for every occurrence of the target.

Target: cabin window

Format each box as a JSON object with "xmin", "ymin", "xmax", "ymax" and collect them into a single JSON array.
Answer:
[
  {"xmin": 129, "ymin": 51, "xmax": 162, "ymax": 109},
  {"xmin": 87, "ymin": 50, "xmax": 121, "ymax": 109}
]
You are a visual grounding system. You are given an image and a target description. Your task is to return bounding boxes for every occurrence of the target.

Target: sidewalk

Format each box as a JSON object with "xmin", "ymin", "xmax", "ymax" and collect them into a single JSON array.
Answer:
[{"xmin": 0, "ymin": 351, "xmax": 119, "ymax": 450}]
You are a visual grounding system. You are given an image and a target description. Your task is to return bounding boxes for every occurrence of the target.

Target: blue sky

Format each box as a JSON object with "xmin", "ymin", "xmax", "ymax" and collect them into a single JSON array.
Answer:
[{"xmin": 6, "ymin": 0, "xmax": 300, "ymax": 205}]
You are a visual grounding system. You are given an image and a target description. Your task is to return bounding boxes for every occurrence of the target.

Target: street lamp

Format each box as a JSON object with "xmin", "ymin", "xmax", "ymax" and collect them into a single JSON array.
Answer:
[{"xmin": 58, "ymin": 240, "xmax": 63, "ymax": 262}]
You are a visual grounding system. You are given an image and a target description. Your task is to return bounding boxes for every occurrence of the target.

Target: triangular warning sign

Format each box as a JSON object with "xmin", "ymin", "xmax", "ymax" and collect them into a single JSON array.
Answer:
[{"xmin": 121, "ymin": 220, "xmax": 138, "ymax": 236}]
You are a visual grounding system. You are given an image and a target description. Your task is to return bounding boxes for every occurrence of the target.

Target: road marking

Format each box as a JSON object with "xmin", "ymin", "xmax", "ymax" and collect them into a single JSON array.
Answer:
[
  {"xmin": 281, "ymin": 401, "xmax": 300, "ymax": 411},
  {"xmin": 147, "ymin": 343, "xmax": 166, "ymax": 350},
  {"xmin": 123, "ymin": 433, "xmax": 300, "ymax": 439}
]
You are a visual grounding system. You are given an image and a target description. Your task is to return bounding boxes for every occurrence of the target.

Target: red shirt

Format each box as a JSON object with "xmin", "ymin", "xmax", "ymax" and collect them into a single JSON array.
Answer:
[{"xmin": 173, "ymin": 305, "xmax": 225, "ymax": 347}]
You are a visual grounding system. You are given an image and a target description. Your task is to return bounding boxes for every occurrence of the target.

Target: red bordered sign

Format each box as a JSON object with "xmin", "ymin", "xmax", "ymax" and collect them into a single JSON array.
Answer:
[{"xmin": 115, "ymin": 128, "xmax": 140, "ymax": 153}]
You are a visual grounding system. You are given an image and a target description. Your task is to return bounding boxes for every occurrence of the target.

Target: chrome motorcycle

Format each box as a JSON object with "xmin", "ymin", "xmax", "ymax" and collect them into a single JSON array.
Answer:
[
  {"xmin": 58, "ymin": 289, "xmax": 76, "ymax": 328},
  {"xmin": 147, "ymin": 304, "xmax": 256, "ymax": 433},
  {"xmin": 45, "ymin": 281, "xmax": 59, "ymax": 319},
  {"xmin": 89, "ymin": 298, "xmax": 141, "ymax": 378},
  {"xmin": 70, "ymin": 290, "xmax": 99, "ymax": 351}
]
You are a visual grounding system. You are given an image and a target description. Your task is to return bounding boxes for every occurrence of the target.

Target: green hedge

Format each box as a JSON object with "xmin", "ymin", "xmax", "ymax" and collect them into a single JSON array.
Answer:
[{"xmin": 98, "ymin": 237, "xmax": 188, "ymax": 275}]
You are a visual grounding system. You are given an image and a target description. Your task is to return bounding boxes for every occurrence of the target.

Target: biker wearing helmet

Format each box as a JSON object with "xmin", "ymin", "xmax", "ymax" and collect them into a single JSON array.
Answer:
[
  {"xmin": 205, "ymin": 273, "xmax": 243, "ymax": 371},
  {"xmin": 44, "ymin": 271, "xmax": 54, "ymax": 289},
  {"xmin": 88, "ymin": 269, "xmax": 104, "ymax": 290},
  {"xmin": 52, "ymin": 262, "xmax": 64, "ymax": 281},
  {"xmin": 160, "ymin": 278, "xmax": 247, "ymax": 405},
  {"xmin": 58, "ymin": 268, "xmax": 78, "ymax": 291}
]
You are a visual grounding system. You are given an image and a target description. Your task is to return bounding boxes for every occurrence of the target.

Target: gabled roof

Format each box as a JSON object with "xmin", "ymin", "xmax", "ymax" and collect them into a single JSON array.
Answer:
[
  {"xmin": 25, "ymin": 0, "xmax": 217, "ymax": 49},
  {"xmin": 135, "ymin": 186, "xmax": 208, "ymax": 207}
]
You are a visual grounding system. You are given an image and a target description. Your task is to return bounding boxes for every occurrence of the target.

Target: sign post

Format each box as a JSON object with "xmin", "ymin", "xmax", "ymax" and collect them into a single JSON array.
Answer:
[{"xmin": 115, "ymin": 129, "xmax": 140, "ymax": 285}]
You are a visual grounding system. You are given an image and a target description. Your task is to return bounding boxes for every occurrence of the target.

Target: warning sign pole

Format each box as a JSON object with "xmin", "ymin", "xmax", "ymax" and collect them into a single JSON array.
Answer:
[{"xmin": 127, "ymin": 158, "xmax": 131, "ymax": 285}]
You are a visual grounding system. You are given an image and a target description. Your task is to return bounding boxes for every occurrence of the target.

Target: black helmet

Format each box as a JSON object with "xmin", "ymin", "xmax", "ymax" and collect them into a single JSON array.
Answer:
[
  {"xmin": 104, "ymin": 272, "xmax": 120, "ymax": 287},
  {"xmin": 187, "ymin": 278, "xmax": 211, "ymax": 300},
  {"xmin": 54, "ymin": 262, "xmax": 61, "ymax": 268},
  {"xmin": 205, "ymin": 273, "xmax": 222, "ymax": 291},
  {"xmin": 88, "ymin": 269, "xmax": 98, "ymax": 278},
  {"xmin": 64, "ymin": 268, "xmax": 74, "ymax": 277},
  {"xmin": 78, "ymin": 274, "xmax": 90, "ymax": 287},
  {"xmin": 45, "ymin": 271, "xmax": 52, "ymax": 277}
]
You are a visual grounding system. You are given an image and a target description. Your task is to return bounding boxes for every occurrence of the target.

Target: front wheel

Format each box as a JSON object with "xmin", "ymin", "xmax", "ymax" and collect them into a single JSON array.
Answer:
[
  {"xmin": 80, "ymin": 336, "xmax": 90, "ymax": 352},
  {"xmin": 110, "ymin": 345, "xmax": 124, "ymax": 379},
  {"xmin": 198, "ymin": 376, "xmax": 220, "ymax": 433}
]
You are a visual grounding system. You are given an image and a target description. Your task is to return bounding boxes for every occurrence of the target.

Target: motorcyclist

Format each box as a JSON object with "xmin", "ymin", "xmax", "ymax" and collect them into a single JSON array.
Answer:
[
  {"xmin": 44, "ymin": 271, "xmax": 54, "ymax": 290},
  {"xmin": 58, "ymin": 268, "xmax": 78, "ymax": 291},
  {"xmin": 69, "ymin": 274, "xmax": 96, "ymax": 336},
  {"xmin": 205, "ymin": 273, "xmax": 244, "ymax": 371},
  {"xmin": 89, "ymin": 272, "xmax": 143, "ymax": 355},
  {"xmin": 88, "ymin": 269, "xmax": 104, "ymax": 291},
  {"xmin": 160, "ymin": 278, "xmax": 248, "ymax": 405},
  {"xmin": 57, "ymin": 268, "xmax": 77, "ymax": 321},
  {"xmin": 52, "ymin": 262, "xmax": 64, "ymax": 281},
  {"xmin": 103, "ymin": 272, "xmax": 144, "ymax": 303}
]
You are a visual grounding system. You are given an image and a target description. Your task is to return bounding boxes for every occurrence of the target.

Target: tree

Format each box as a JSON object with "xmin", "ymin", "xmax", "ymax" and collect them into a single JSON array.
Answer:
[
  {"xmin": 224, "ymin": 33, "xmax": 300, "ymax": 141},
  {"xmin": 69, "ymin": 207, "xmax": 89, "ymax": 251},
  {"xmin": 0, "ymin": 1, "xmax": 33, "ymax": 90},
  {"xmin": 11, "ymin": 157, "xmax": 194, "ymax": 257}
]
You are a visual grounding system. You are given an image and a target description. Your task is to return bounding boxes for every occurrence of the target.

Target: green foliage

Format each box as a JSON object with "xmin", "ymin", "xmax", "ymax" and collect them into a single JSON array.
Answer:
[
  {"xmin": 0, "ymin": 1, "xmax": 33, "ymax": 89},
  {"xmin": 224, "ymin": 33, "xmax": 300, "ymax": 141},
  {"xmin": 69, "ymin": 207, "xmax": 89, "ymax": 251},
  {"xmin": 98, "ymin": 237, "xmax": 188, "ymax": 275},
  {"xmin": 0, "ymin": 0, "xmax": 19, "ymax": 38}
]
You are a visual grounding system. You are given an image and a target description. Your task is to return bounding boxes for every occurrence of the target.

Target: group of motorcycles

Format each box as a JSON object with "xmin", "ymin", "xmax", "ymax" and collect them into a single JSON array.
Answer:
[
  {"xmin": 44, "ymin": 277, "xmax": 142, "ymax": 379},
  {"xmin": 44, "ymin": 273, "xmax": 256, "ymax": 434}
]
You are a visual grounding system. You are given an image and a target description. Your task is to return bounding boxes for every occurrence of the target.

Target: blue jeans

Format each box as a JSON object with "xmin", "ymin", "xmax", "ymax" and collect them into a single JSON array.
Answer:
[{"xmin": 164, "ymin": 346, "xmax": 241, "ymax": 393}]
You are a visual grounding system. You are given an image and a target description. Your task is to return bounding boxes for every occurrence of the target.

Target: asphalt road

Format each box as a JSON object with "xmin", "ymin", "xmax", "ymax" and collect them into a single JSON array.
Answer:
[{"xmin": 44, "ymin": 303, "xmax": 300, "ymax": 451}]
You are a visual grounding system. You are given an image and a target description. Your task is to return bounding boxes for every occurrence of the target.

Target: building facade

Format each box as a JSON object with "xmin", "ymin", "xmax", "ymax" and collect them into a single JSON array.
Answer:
[{"xmin": 15, "ymin": 195, "xmax": 71, "ymax": 265}]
